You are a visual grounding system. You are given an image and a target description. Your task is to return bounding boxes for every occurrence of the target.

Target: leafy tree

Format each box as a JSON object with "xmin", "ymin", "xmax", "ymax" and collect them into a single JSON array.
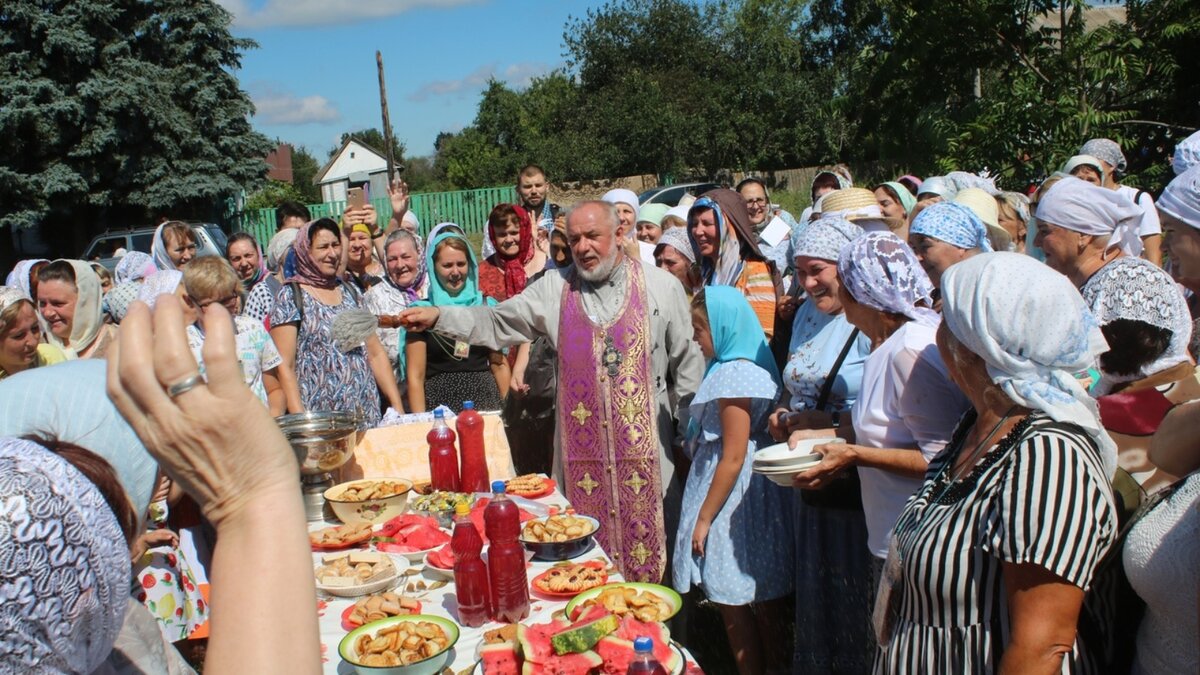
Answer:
[
  {"xmin": 0, "ymin": 0, "xmax": 272, "ymax": 248},
  {"xmin": 290, "ymin": 145, "xmax": 321, "ymax": 203},
  {"xmin": 245, "ymin": 179, "xmax": 308, "ymax": 210}
]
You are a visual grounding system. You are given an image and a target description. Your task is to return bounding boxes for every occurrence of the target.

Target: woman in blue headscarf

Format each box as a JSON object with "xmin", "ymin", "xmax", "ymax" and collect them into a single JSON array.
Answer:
[
  {"xmin": 673, "ymin": 286, "xmax": 793, "ymax": 675},
  {"xmin": 405, "ymin": 229, "xmax": 509, "ymax": 413}
]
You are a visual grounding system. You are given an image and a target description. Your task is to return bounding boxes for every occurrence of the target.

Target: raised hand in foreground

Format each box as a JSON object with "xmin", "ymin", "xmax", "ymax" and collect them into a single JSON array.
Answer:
[{"xmin": 108, "ymin": 295, "xmax": 320, "ymax": 675}]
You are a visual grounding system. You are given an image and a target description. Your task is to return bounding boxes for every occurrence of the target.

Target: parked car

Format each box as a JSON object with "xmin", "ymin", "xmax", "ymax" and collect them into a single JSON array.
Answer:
[
  {"xmin": 82, "ymin": 223, "xmax": 227, "ymax": 271},
  {"xmin": 637, "ymin": 182, "xmax": 722, "ymax": 207}
]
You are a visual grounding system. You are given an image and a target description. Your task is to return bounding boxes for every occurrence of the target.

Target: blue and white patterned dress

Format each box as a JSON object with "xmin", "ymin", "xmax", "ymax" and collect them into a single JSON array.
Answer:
[
  {"xmin": 672, "ymin": 359, "xmax": 794, "ymax": 605},
  {"xmin": 271, "ymin": 285, "xmax": 381, "ymax": 425}
]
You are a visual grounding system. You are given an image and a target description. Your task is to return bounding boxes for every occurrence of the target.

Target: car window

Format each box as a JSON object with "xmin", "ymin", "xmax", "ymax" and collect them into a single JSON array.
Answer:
[
  {"xmin": 638, "ymin": 188, "xmax": 662, "ymax": 203},
  {"xmin": 201, "ymin": 226, "xmax": 227, "ymax": 252},
  {"xmin": 130, "ymin": 233, "xmax": 154, "ymax": 253},
  {"xmin": 85, "ymin": 235, "xmax": 127, "ymax": 260},
  {"xmin": 659, "ymin": 187, "xmax": 686, "ymax": 205}
]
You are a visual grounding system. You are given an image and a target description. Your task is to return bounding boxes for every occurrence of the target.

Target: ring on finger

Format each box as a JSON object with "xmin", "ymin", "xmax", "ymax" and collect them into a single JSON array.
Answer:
[{"xmin": 166, "ymin": 373, "xmax": 205, "ymax": 398}]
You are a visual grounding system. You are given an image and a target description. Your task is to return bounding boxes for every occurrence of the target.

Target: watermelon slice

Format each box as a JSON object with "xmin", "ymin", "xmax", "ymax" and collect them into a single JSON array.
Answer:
[
  {"xmin": 517, "ymin": 617, "xmax": 571, "ymax": 664},
  {"xmin": 373, "ymin": 514, "xmax": 450, "ymax": 552},
  {"xmin": 480, "ymin": 642, "xmax": 520, "ymax": 675},
  {"xmin": 612, "ymin": 618, "xmax": 679, "ymax": 671},
  {"xmin": 551, "ymin": 613, "xmax": 619, "ymax": 655},
  {"xmin": 520, "ymin": 649, "xmax": 603, "ymax": 675},
  {"xmin": 427, "ymin": 543, "xmax": 455, "ymax": 569},
  {"xmin": 595, "ymin": 636, "xmax": 637, "ymax": 675}
]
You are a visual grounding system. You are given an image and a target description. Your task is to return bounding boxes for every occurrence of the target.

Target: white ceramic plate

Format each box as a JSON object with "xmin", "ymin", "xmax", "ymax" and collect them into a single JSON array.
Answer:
[
  {"xmin": 315, "ymin": 554, "xmax": 408, "ymax": 597},
  {"xmin": 753, "ymin": 438, "xmax": 842, "ymax": 467}
]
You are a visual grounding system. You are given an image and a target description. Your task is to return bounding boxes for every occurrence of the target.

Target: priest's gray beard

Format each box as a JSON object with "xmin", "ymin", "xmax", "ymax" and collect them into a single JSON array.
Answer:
[{"xmin": 576, "ymin": 243, "xmax": 622, "ymax": 283}]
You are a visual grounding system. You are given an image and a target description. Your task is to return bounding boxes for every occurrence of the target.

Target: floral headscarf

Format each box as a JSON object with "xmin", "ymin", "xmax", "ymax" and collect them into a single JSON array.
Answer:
[
  {"xmin": 114, "ymin": 251, "xmax": 156, "ymax": 285},
  {"xmin": 284, "ymin": 220, "xmax": 341, "ymax": 290},
  {"xmin": 791, "ymin": 215, "xmax": 864, "ymax": 262},
  {"xmin": 911, "ymin": 201, "xmax": 995, "ymax": 252},
  {"xmin": 382, "ymin": 229, "xmax": 427, "ymax": 304},
  {"xmin": 838, "ymin": 231, "xmax": 939, "ymax": 326},
  {"xmin": 136, "ymin": 270, "xmax": 183, "ymax": 310},
  {"xmin": 0, "ymin": 438, "xmax": 129, "ymax": 673},
  {"xmin": 941, "ymin": 252, "xmax": 1116, "ymax": 475}
]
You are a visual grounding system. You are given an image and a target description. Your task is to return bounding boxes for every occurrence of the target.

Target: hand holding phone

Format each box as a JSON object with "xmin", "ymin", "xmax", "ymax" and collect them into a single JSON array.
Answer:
[{"xmin": 347, "ymin": 187, "xmax": 365, "ymax": 210}]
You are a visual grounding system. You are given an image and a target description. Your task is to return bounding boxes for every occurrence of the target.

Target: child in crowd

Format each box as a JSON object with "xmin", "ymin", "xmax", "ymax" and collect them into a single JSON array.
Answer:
[{"xmin": 673, "ymin": 286, "xmax": 794, "ymax": 674}]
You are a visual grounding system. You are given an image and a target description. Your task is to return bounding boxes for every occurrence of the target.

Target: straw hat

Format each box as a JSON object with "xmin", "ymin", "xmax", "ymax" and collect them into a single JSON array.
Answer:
[
  {"xmin": 953, "ymin": 187, "xmax": 1001, "ymax": 229},
  {"xmin": 825, "ymin": 184, "xmax": 907, "ymax": 233}
]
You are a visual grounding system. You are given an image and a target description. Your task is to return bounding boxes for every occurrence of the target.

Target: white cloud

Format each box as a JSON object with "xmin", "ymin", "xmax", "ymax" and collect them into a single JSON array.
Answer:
[
  {"xmin": 408, "ymin": 62, "xmax": 557, "ymax": 102},
  {"xmin": 251, "ymin": 86, "xmax": 341, "ymax": 125},
  {"xmin": 217, "ymin": 0, "xmax": 484, "ymax": 29}
]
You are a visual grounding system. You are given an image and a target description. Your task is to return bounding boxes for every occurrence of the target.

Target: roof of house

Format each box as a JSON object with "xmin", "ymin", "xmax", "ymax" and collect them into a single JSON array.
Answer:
[{"xmin": 314, "ymin": 138, "xmax": 389, "ymax": 185}]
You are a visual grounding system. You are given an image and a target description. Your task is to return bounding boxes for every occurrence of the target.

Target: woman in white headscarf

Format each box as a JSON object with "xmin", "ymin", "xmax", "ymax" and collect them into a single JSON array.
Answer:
[
  {"xmin": 1033, "ymin": 176, "xmax": 1146, "ymax": 286},
  {"xmin": 875, "ymin": 252, "xmax": 1117, "ymax": 674},
  {"xmin": 35, "ymin": 259, "xmax": 116, "ymax": 359},
  {"xmin": 1158, "ymin": 165, "xmax": 1200, "ymax": 359}
]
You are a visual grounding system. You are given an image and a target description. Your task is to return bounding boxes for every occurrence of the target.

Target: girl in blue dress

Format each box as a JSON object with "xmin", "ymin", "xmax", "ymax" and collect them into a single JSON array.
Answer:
[{"xmin": 673, "ymin": 286, "xmax": 794, "ymax": 675}]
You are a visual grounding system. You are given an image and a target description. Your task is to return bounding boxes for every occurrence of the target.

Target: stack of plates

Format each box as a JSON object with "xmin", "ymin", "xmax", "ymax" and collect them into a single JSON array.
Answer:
[{"xmin": 751, "ymin": 438, "xmax": 843, "ymax": 487}]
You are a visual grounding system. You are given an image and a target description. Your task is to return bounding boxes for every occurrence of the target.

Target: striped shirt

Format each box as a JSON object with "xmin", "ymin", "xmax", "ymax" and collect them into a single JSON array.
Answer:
[
  {"xmin": 875, "ymin": 412, "xmax": 1117, "ymax": 674},
  {"xmin": 735, "ymin": 259, "xmax": 778, "ymax": 339}
]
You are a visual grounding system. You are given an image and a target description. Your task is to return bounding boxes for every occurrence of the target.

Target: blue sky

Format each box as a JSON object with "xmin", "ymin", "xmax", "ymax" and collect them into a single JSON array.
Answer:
[{"xmin": 217, "ymin": 0, "xmax": 601, "ymax": 162}]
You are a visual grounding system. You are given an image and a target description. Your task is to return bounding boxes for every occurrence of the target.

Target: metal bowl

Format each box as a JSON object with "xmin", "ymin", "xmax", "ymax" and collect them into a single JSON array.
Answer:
[{"xmin": 277, "ymin": 411, "xmax": 361, "ymax": 476}]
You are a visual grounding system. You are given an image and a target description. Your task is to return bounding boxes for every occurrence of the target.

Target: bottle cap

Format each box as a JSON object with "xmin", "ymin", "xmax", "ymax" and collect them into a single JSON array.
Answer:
[
  {"xmin": 633, "ymin": 637, "xmax": 653, "ymax": 653},
  {"xmin": 463, "ymin": 401, "xmax": 475, "ymax": 410},
  {"xmin": 454, "ymin": 501, "xmax": 471, "ymax": 516},
  {"xmin": 433, "ymin": 409, "xmax": 444, "ymax": 419},
  {"xmin": 491, "ymin": 480, "xmax": 506, "ymax": 493}
]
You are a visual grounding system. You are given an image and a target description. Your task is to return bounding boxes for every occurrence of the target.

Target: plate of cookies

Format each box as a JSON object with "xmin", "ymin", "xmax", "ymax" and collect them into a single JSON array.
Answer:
[
  {"xmin": 505, "ymin": 474, "xmax": 556, "ymax": 499},
  {"xmin": 314, "ymin": 550, "xmax": 404, "ymax": 597},
  {"xmin": 309, "ymin": 522, "xmax": 374, "ymax": 551},
  {"xmin": 530, "ymin": 560, "xmax": 608, "ymax": 598}
]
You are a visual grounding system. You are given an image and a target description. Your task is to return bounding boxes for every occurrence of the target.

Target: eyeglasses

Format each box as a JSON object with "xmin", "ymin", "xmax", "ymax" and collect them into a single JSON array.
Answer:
[{"xmin": 744, "ymin": 198, "xmax": 768, "ymax": 206}]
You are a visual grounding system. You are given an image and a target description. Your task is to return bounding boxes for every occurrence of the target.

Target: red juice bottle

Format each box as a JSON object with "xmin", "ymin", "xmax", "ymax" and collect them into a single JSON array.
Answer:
[
  {"xmin": 427, "ymin": 409, "xmax": 459, "ymax": 491},
  {"xmin": 457, "ymin": 400, "xmax": 489, "ymax": 493},
  {"xmin": 451, "ymin": 501, "xmax": 490, "ymax": 627},
  {"xmin": 484, "ymin": 481, "xmax": 529, "ymax": 622},
  {"xmin": 626, "ymin": 637, "xmax": 668, "ymax": 675}
]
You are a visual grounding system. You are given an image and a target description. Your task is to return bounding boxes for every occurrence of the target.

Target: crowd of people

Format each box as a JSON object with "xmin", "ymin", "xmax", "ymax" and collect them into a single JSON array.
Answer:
[{"xmin": 1, "ymin": 133, "xmax": 1199, "ymax": 675}]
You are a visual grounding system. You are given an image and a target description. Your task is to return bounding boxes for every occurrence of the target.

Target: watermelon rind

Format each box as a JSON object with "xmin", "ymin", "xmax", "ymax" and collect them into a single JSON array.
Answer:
[
  {"xmin": 520, "ymin": 649, "xmax": 602, "ymax": 675},
  {"xmin": 479, "ymin": 642, "xmax": 520, "ymax": 675},
  {"xmin": 551, "ymin": 613, "xmax": 620, "ymax": 655}
]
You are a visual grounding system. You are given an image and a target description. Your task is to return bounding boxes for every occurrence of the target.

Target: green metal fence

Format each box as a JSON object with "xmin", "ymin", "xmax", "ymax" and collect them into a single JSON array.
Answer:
[{"xmin": 235, "ymin": 185, "xmax": 517, "ymax": 245}]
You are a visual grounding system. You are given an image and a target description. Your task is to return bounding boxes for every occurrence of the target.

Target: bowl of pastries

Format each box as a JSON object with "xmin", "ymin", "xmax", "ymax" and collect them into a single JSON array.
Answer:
[
  {"xmin": 315, "ymin": 550, "xmax": 404, "ymax": 597},
  {"xmin": 325, "ymin": 478, "xmax": 414, "ymax": 524},
  {"xmin": 338, "ymin": 614, "xmax": 459, "ymax": 675},
  {"xmin": 518, "ymin": 513, "xmax": 599, "ymax": 561}
]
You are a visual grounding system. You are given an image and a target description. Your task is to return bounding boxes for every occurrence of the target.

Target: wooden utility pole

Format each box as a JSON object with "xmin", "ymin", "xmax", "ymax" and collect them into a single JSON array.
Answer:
[{"xmin": 376, "ymin": 50, "xmax": 397, "ymax": 180}]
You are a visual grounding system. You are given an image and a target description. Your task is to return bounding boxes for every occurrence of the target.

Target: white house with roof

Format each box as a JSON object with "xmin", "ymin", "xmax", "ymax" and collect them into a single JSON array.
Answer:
[{"xmin": 315, "ymin": 139, "xmax": 391, "ymax": 203}]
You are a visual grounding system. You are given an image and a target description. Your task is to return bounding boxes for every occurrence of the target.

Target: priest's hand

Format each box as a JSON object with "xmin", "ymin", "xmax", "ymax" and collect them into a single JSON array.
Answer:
[{"xmin": 398, "ymin": 306, "xmax": 440, "ymax": 332}]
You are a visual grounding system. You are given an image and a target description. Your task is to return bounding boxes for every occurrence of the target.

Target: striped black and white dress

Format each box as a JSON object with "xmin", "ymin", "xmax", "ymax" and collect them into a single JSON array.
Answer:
[{"xmin": 875, "ymin": 411, "xmax": 1118, "ymax": 674}]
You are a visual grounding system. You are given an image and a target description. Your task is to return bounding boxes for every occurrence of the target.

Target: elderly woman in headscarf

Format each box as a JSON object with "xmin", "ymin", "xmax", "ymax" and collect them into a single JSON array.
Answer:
[
  {"xmin": 406, "ymin": 229, "xmax": 508, "ymax": 413},
  {"xmin": 0, "ymin": 286, "xmax": 66, "ymax": 379},
  {"xmin": 687, "ymin": 188, "xmax": 780, "ymax": 337},
  {"xmin": 908, "ymin": 201, "xmax": 994, "ymax": 289},
  {"xmin": 601, "ymin": 188, "xmax": 640, "ymax": 233},
  {"xmin": 150, "ymin": 221, "xmax": 198, "ymax": 271},
  {"xmin": 1158, "ymin": 166, "xmax": 1200, "ymax": 359},
  {"xmin": 0, "ymin": 437, "xmax": 136, "ymax": 674},
  {"xmin": 654, "ymin": 227, "xmax": 702, "ymax": 298},
  {"xmin": 270, "ymin": 218, "xmax": 404, "ymax": 424},
  {"xmin": 35, "ymin": 259, "xmax": 116, "ymax": 359},
  {"xmin": 5, "ymin": 258, "xmax": 48, "ymax": 299},
  {"xmin": 364, "ymin": 229, "xmax": 428, "ymax": 394},
  {"xmin": 874, "ymin": 252, "xmax": 1117, "ymax": 674},
  {"xmin": 790, "ymin": 232, "xmax": 968, "ymax": 584},
  {"xmin": 1034, "ymin": 175, "xmax": 1146, "ymax": 288},
  {"xmin": 767, "ymin": 215, "xmax": 876, "ymax": 674}
]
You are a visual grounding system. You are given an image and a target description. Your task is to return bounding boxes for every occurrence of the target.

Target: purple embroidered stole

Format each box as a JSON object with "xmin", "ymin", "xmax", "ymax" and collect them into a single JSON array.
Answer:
[{"xmin": 556, "ymin": 261, "xmax": 665, "ymax": 582}]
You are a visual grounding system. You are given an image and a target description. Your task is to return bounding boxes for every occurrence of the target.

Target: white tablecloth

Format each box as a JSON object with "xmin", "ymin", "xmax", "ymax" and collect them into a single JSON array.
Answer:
[{"xmin": 313, "ymin": 485, "xmax": 696, "ymax": 674}]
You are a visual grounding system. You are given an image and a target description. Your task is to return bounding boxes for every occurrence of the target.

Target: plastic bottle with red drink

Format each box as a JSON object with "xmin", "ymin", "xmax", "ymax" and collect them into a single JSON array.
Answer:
[
  {"xmin": 457, "ymin": 400, "xmax": 489, "ymax": 493},
  {"xmin": 427, "ymin": 409, "xmax": 459, "ymax": 491},
  {"xmin": 484, "ymin": 481, "xmax": 529, "ymax": 622},
  {"xmin": 451, "ymin": 501, "xmax": 490, "ymax": 627},
  {"xmin": 627, "ymin": 637, "xmax": 668, "ymax": 675}
]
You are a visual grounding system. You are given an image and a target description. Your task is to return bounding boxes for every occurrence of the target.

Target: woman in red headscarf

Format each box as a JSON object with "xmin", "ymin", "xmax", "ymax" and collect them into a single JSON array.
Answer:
[{"xmin": 478, "ymin": 203, "xmax": 556, "ymax": 475}]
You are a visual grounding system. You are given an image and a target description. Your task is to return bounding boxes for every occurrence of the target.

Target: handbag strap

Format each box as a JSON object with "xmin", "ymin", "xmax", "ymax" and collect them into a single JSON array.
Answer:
[{"xmin": 815, "ymin": 328, "xmax": 861, "ymax": 412}]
